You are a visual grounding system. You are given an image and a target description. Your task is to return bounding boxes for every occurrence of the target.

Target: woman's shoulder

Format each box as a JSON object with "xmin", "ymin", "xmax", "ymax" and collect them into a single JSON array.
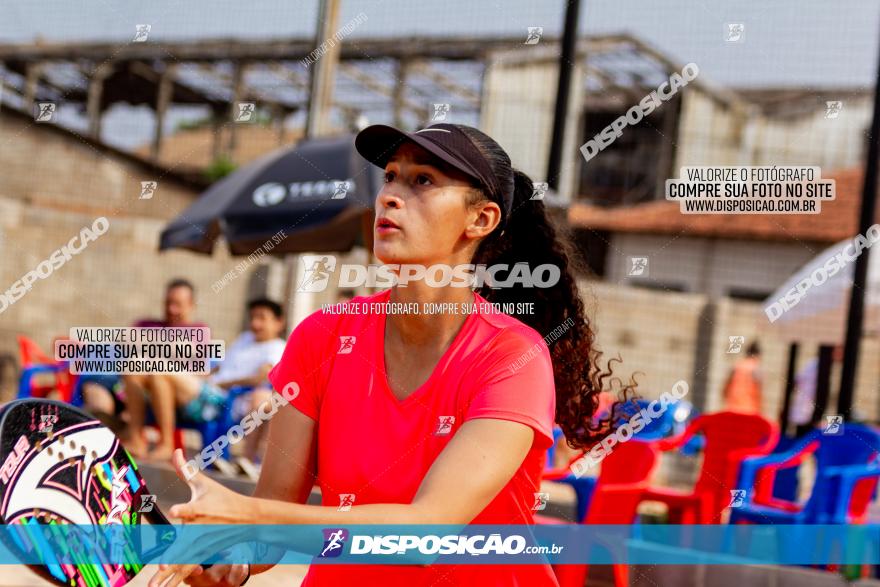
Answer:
[
  {"xmin": 470, "ymin": 294, "xmax": 548, "ymax": 354},
  {"xmin": 293, "ymin": 289, "xmax": 389, "ymax": 336}
]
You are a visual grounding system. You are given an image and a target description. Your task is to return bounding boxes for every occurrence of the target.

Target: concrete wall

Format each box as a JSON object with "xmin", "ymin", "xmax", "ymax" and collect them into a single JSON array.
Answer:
[
  {"xmin": 480, "ymin": 50, "xmax": 584, "ymax": 202},
  {"xmin": 0, "ymin": 111, "xmax": 284, "ymax": 399},
  {"xmin": 584, "ymin": 280, "xmax": 880, "ymax": 423},
  {"xmin": 604, "ymin": 233, "xmax": 824, "ymax": 299},
  {"xmin": 675, "ymin": 92, "xmax": 749, "ymax": 169},
  {"xmin": 675, "ymin": 91, "xmax": 871, "ymax": 173},
  {"xmin": 750, "ymin": 96, "xmax": 872, "ymax": 170}
]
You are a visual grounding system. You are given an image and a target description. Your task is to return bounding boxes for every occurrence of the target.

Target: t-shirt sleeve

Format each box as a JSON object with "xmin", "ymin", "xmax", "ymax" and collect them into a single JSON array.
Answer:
[
  {"xmin": 267, "ymin": 311, "xmax": 336, "ymax": 421},
  {"xmin": 464, "ymin": 327, "xmax": 556, "ymax": 449},
  {"xmin": 266, "ymin": 339, "xmax": 286, "ymax": 366}
]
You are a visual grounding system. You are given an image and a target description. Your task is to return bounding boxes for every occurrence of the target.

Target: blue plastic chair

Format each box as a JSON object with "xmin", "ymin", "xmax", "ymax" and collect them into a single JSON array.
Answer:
[
  {"xmin": 215, "ymin": 385, "xmax": 257, "ymax": 459},
  {"xmin": 19, "ymin": 363, "xmax": 89, "ymax": 407},
  {"xmin": 730, "ymin": 423, "xmax": 880, "ymax": 524},
  {"xmin": 617, "ymin": 398, "xmax": 703, "ymax": 453}
]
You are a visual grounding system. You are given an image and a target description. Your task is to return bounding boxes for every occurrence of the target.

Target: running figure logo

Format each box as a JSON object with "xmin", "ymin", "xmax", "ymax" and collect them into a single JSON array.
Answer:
[
  {"xmin": 728, "ymin": 489, "xmax": 746, "ymax": 508},
  {"xmin": 531, "ymin": 182, "xmax": 548, "ymax": 200},
  {"xmin": 297, "ymin": 255, "xmax": 337, "ymax": 292},
  {"xmin": 532, "ymin": 492, "xmax": 550, "ymax": 511},
  {"xmin": 32, "ymin": 404, "xmax": 59, "ymax": 433},
  {"xmin": 35, "ymin": 102, "xmax": 56, "ymax": 122},
  {"xmin": 727, "ymin": 336, "xmax": 745, "ymax": 354},
  {"xmin": 138, "ymin": 494, "xmax": 157, "ymax": 513},
  {"xmin": 319, "ymin": 528, "xmax": 349, "ymax": 558},
  {"xmin": 823, "ymin": 415, "xmax": 844, "ymax": 436},
  {"xmin": 337, "ymin": 494, "xmax": 355, "ymax": 512},
  {"xmin": 431, "ymin": 103, "xmax": 450, "ymax": 121},
  {"xmin": 140, "ymin": 181, "xmax": 158, "ymax": 200},
  {"xmin": 435, "ymin": 416, "xmax": 455, "ymax": 436},
  {"xmin": 235, "ymin": 102, "xmax": 256, "ymax": 122},
  {"xmin": 133, "ymin": 24, "xmax": 151, "ymax": 42},
  {"xmin": 337, "ymin": 336, "xmax": 356, "ymax": 355},
  {"xmin": 726, "ymin": 23, "xmax": 744, "ymax": 42},
  {"xmin": 628, "ymin": 256, "xmax": 649, "ymax": 277},
  {"xmin": 524, "ymin": 27, "xmax": 543, "ymax": 45},
  {"xmin": 331, "ymin": 181, "xmax": 350, "ymax": 200},
  {"xmin": 825, "ymin": 101, "xmax": 843, "ymax": 119}
]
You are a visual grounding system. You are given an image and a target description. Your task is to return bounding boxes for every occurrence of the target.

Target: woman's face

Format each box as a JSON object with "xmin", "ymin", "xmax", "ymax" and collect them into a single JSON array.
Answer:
[{"xmin": 373, "ymin": 142, "xmax": 500, "ymax": 266}]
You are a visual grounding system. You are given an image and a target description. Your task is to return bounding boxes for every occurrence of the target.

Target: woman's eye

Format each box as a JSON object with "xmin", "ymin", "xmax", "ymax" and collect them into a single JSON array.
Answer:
[
  {"xmin": 416, "ymin": 174, "xmax": 433, "ymax": 186},
  {"xmin": 383, "ymin": 171, "xmax": 395, "ymax": 183}
]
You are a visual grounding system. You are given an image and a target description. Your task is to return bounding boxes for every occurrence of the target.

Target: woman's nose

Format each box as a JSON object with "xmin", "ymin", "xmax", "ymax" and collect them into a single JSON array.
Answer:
[{"xmin": 377, "ymin": 188, "xmax": 403, "ymax": 209}]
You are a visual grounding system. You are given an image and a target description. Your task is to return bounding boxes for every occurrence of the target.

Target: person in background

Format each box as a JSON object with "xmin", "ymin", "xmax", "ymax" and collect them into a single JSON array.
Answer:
[
  {"xmin": 81, "ymin": 279, "xmax": 205, "ymax": 427},
  {"xmin": 221, "ymin": 298, "xmax": 287, "ymax": 463},
  {"xmin": 124, "ymin": 297, "xmax": 285, "ymax": 462},
  {"xmin": 790, "ymin": 344, "xmax": 843, "ymax": 436},
  {"xmin": 132, "ymin": 278, "xmax": 205, "ymax": 328},
  {"xmin": 121, "ymin": 278, "xmax": 207, "ymax": 459},
  {"xmin": 723, "ymin": 341, "xmax": 762, "ymax": 414}
]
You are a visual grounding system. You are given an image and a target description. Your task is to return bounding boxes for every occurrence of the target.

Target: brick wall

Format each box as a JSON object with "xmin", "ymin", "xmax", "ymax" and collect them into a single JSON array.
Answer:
[{"xmin": 0, "ymin": 111, "xmax": 283, "ymax": 399}]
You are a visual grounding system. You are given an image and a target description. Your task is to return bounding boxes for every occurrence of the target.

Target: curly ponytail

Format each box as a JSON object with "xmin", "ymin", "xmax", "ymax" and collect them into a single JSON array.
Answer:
[{"xmin": 456, "ymin": 124, "xmax": 635, "ymax": 450}]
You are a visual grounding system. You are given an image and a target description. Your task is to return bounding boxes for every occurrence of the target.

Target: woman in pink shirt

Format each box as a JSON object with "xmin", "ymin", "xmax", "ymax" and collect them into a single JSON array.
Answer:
[{"xmin": 150, "ymin": 123, "xmax": 628, "ymax": 587}]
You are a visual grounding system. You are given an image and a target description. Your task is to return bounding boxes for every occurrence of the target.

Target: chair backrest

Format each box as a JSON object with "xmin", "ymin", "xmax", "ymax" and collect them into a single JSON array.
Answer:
[
  {"xmin": 613, "ymin": 399, "xmax": 678, "ymax": 441},
  {"xmin": 586, "ymin": 440, "xmax": 659, "ymax": 523},
  {"xmin": 17, "ymin": 335, "xmax": 76, "ymax": 402},
  {"xmin": 692, "ymin": 411, "xmax": 778, "ymax": 521},
  {"xmin": 802, "ymin": 424, "xmax": 880, "ymax": 521},
  {"xmin": 544, "ymin": 426, "xmax": 565, "ymax": 470},
  {"xmin": 17, "ymin": 335, "xmax": 54, "ymax": 368}
]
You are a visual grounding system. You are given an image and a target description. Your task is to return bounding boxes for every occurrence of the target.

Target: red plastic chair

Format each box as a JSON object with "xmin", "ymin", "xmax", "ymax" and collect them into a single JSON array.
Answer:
[
  {"xmin": 641, "ymin": 411, "xmax": 779, "ymax": 524},
  {"xmin": 17, "ymin": 335, "xmax": 78, "ymax": 403},
  {"xmin": 538, "ymin": 439, "xmax": 659, "ymax": 587}
]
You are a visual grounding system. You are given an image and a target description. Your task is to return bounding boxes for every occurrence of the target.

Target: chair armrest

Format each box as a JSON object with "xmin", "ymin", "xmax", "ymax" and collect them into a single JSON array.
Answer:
[
  {"xmin": 656, "ymin": 417, "xmax": 703, "ymax": 451},
  {"xmin": 599, "ymin": 482, "xmax": 649, "ymax": 495},
  {"xmin": 18, "ymin": 364, "xmax": 65, "ymax": 398},
  {"xmin": 226, "ymin": 385, "xmax": 255, "ymax": 402},
  {"xmin": 737, "ymin": 440, "xmax": 815, "ymax": 497},
  {"xmin": 743, "ymin": 436, "xmax": 818, "ymax": 471},
  {"xmin": 822, "ymin": 464, "xmax": 880, "ymax": 479},
  {"xmin": 829, "ymin": 465, "xmax": 880, "ymax": 523}
]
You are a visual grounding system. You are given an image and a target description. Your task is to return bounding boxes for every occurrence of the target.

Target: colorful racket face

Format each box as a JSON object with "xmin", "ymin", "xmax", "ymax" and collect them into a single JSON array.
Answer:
[{"xmin": 0, "ymin": 398, "xmax": 175, "ymax": 586}]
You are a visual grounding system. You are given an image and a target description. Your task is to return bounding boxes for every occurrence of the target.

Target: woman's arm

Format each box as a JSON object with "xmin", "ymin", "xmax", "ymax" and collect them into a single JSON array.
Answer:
[
  {"xmin": 248, "ymin": 403, "xmax": 318, "ymax": 575},
  {"xmin": 153, "ymin": 413, "xmax": 536, "ymax": 586},
  {"xmin": 172, "ymin": 418, "xmax": 534, "ymax": 526},
  {"xmin": 215, "ymin": 364, "xmax": 274, "ymax": 390},
  {"xmin": 259, "ymin": 418, "xmax": 533, "ymax": 525}
]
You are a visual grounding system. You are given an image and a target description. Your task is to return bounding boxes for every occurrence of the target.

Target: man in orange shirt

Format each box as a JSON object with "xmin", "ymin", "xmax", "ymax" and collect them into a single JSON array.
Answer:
[{"xmin": 723, "ymin": 341, "xmax": 762, "ymax": 414}]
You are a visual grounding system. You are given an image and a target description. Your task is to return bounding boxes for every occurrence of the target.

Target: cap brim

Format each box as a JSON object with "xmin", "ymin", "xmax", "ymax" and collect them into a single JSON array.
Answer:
[{"xmin": 354, "ymin": 124, "xmax": 484, "ymax": 185}]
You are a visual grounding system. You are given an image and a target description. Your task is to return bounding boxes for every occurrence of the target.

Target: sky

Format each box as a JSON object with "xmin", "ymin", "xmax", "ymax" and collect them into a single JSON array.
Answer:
[{"xmin": 1, "ymin": 0, "xmax": 878, "ymax": 88}]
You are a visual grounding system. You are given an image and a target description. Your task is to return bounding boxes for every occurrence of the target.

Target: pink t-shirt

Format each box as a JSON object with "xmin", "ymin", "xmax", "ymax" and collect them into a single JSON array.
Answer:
[{"xmin": 268, "ymin": 289, "xmax": 558, "ymax": 586}]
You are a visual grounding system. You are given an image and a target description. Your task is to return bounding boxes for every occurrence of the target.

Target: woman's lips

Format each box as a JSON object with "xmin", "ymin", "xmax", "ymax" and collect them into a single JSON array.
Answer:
[{"xmin": 376, "ymin": 217, "xmax": 401, "ymax": 234}]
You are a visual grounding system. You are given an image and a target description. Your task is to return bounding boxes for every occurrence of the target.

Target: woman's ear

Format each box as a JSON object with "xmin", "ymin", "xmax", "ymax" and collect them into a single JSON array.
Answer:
[{"xmin": 464, "ymin": 200, "xmax": 502, "ymax": 240}]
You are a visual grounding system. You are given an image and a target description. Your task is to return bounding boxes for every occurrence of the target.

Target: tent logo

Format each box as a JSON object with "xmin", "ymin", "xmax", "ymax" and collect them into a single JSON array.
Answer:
[
  {"xmin": 298, "ymin": 255, "xmax": 337, "ymax": 292},
  {"xmin": 253, "ymin": 183, "xmax": 287, "ymax": 207},
  {"xmin": 253, "ymin": 179, "xmax": 357, "ymax": 207}
]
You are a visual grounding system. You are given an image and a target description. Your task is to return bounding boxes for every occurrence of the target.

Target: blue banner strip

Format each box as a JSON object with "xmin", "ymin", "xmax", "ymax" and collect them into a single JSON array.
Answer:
[{"xmin": 0, "ymin": 524, "xmax": 877, "ymax": 565}]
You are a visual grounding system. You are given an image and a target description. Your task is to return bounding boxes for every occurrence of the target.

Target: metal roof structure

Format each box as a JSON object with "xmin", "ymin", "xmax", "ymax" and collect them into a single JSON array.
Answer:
[{"xmin": 0, "ymin": 33, "xmax": 734, "ymax": 164}]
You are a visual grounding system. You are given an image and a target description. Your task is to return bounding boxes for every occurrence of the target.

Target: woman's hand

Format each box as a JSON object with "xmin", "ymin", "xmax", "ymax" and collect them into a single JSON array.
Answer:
[
  {"xmin": 186, "ymin": 565, "xmax": 250, "ymax": 586},
  {"xmin": 167, "ymin": 449, "xmax": 253, "ymax": 524},
  {"xmin": 148, "ymin": 450, "xmax": 256, "ymax": 586},
  {"xmin": 150, "ymin": 563, "xmax": 249, "ymax": 587}
]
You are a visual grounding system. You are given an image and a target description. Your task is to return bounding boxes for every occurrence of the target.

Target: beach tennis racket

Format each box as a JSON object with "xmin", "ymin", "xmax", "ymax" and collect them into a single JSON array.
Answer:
[{"xmin": 0, "ymin": 398, "xmax": 177, "ymax": 586}]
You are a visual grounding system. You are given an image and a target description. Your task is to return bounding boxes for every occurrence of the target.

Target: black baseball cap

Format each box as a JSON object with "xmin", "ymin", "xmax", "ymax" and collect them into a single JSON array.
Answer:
[{"xmin": 355, "ymin": 123, "xmax": 513, "ymax": 227}]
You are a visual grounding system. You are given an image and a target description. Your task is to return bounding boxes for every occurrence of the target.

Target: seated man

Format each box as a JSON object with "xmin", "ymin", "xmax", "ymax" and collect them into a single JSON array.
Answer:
[
  {"xmin": 124, "ymin": 297, "xmax": 286, "ymax": 461},
  {"xmin": 82, "ymin": 278, "xmax": 205, "ymax": 428}
]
